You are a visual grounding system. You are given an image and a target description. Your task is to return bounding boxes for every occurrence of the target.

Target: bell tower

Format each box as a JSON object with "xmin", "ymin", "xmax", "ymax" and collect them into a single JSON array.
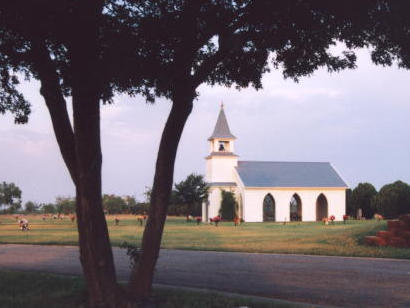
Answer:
[
  {"xmin": 203, "ymin": 103, "xmax": 239, "ymax": 222},
  {"xmin": 206, "ymin": 103, "xmax": 238, "ymax": 184},
  {"xmin": 203, "ymin": 103, "xmax": 238, "ymax": 221}
]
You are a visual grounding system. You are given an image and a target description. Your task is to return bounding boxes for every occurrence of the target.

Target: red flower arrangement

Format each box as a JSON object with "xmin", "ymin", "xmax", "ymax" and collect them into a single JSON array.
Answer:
[
  {"xmin": 329, "ymin": 215, "xmax": 335, "ymax": 224},
  {"xmin": 210, "ymin": 215, "xmax": 221, "ymax": 226},
  {"xmin": 343, "ymin": 214, "xmax": 349, "ymax": 224}
]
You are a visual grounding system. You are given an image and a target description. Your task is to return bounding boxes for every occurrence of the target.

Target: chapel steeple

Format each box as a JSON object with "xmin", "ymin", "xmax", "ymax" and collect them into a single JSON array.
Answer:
[
  {"xmin": 205, "ymin": 103, "xmax": 238, "ymax": 184},
  {"xmin": 208, "ymin": 103, "xmax": 236, "ymax": 141},
  {"xmin": 207, "ymin": 103, "xmax": 237, "ymax": 155}
]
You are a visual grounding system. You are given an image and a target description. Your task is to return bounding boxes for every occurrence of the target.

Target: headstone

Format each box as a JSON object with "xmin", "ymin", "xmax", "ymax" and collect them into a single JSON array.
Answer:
[{"xmin": 356, "ymin": 208, "xmax": 362, "ymax": 220}]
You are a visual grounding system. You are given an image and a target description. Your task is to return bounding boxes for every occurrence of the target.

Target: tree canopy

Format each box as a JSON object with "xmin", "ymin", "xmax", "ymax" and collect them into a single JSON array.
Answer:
[
  {"xmin": 55, "ymin": 196, "xmax": 76, "ymax": 215},
  {"xmin": 173, "ymin": 174, "xmax": 209, "ymax": 217},
  {"xmin": 219, "ymin": 189, "xmax": 238, "ymax": 220},
  {"xmin": 350, "ymin": 183, "xmax": 378, "ymax": 219},
  {"xmin": 372, "ymin": 181, "xmax": 410, "ymax": 219},
  {"xmin": 41, "ymin": 203, "xmax": 57, "ymax": 214},
  {"xmin": 24, "ymin": 201, "xmax": 40, "ymax": 213},
  {"xmin": 4, "ymin": 1, "xmax": 410, "ymax": 120},
  {"xmin": 0, "ymin": 182, "xmax": 22, "ymax": 213},
  {"xmin": 102, "ymin": 194, "xmax": 127, "ymax": 214}
]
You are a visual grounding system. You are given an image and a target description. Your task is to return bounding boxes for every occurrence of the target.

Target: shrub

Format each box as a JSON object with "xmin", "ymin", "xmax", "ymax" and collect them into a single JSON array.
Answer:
[{"xmin": 219, "ymin": 190, "xmax": 238, "ymax": 220}]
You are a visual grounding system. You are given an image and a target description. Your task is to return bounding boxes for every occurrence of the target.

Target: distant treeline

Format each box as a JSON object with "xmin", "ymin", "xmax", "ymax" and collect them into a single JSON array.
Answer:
[
  {"xmin": 8, "ymin": 193, "xmax": 202, "ymax": 217},
  {"xmin": 1, "ymin": 195, "xmax": 150, "ymax": 215},
  {"xmin": 346, "ymin": 180, "xmax": 410, "ymax": 219},
  {"xmin": 1, "ymin": 173, "xmax": 208, "ymax": 217},
  {"xmin": 6, "ymin": 178, "xmax": 408, "ymax": 220}
]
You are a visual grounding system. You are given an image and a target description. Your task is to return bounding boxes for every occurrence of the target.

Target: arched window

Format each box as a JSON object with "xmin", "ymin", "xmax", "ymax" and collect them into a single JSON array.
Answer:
[
  {"xmin": 316, "ymin": 193, "xmax": 328, "ymax": 221},
  {"xmin": 290, "ymin": 194, "xmax": 302, "ymax": 221},
  {"xmin": 263, "ymin": 194, "xmax": 275, "ymax": 222}
]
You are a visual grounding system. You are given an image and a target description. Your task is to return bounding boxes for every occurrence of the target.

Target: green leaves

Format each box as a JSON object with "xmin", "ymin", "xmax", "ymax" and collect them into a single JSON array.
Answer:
[
  {"xmin": 120, "ymin": 241, "xmax": 141, "ymax": 269},
  {"xmin": 350, "ymin": 183, "xmax": 377, "ymax": 219},
  {"xmin": 0, "ymin": 181, "xmax": 22, "ymax": 213},
  {"xmin": 372, "ymin": 181, "xmax": 410, "ymax": 219},
  {"xmin": 0, "ymin": 66, "xmax": 30, "ymax": 124},
  {"xmin": 219, "ymin": 189, "xmax": 237, "ymax": 220},
  {"xmin": 348, "ymin": 181, "xmax": 410, "ymax": 219},
  {"xmin": 173, "ymin": 174, "xmax": 209, "ymax": 216}
]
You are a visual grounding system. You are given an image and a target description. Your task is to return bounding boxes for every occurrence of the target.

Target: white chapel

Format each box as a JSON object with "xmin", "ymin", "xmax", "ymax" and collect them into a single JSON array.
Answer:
[{"xmin": 202, "ymin": 105, "xmax": 348, "ymax": 222}]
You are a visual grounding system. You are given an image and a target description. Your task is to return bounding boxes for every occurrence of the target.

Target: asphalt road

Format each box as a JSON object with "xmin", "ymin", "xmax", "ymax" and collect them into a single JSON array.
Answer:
[{"xmin": 0, "ymin": 244, "xmax": 409, "ymax": 307}]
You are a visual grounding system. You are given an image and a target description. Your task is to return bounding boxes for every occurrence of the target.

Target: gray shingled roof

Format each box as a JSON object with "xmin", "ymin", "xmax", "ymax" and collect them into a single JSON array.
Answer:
[
  {"xmin": 208, "ymin": 106, "xmax": 236, "ymax": 140},
  {"xmin": 236, "ymin": 161, "xmax": 347, "ymax": 188}
]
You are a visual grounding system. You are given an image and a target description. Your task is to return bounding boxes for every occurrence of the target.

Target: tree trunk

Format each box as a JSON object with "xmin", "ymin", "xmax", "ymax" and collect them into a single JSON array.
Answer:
[
  {"xmin": 69, "ymin": 2, "xmax": 123, "ymax": 307},
  {"xmin": 72, "ymin": 99, "xmax": 123, "ymax": 307},
  {"xmin": 128, "ymin": 88, "xmax": 194, "ymax": 299}
]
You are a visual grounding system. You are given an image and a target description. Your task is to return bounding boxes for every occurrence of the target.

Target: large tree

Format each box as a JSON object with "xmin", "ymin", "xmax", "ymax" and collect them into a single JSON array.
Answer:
[
  {"xmin": 41, "ymin": 203, "xmax": 57, "ymax": 214},
  {"xmin": 372, "ymin": 181, "xmax": 410, "ymax": 219},
  {"xmin": 1, "ymin": 1, "xmax": 410, "ymax": 307},
  {"xmin": 0, "ymin": 1, "xmax": 124, "ymax": 306},
  {"xmin": 55, "ymin": 196, "xmax": 76, "ymax": 215},
  {"xmin": 174, "ymin": 174, "xmax": 209, "ymax": 218},
  {"xmin": 350, "ymin": 183, "xmax": 378, "ymax": 219},
  {"xmin": 102, "ymin": 194, "xmax": 128, "ymax": 214},
  {"xmin": 0, "ymin": 182, "xmax": 22, "ymax": 213},
  {"xmin": 24, "ymin": 201, "xmax": 40, "ymax": 213}
]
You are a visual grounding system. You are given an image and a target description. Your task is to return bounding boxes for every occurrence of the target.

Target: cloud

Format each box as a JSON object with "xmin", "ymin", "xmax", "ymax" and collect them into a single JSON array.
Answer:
[{"xmin": 0, "ymin": 129, "xmax": 54, "ymax": 157}]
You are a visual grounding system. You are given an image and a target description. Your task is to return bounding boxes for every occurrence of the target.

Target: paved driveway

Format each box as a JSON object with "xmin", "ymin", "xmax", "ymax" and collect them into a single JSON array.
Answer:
[{"xmin": 0, "ymin": 244, "xmax": 409, "ymax": 307}]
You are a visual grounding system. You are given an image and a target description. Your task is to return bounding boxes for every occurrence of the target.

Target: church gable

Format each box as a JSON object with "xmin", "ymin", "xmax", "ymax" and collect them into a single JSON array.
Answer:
[{"xmin": 236, "ymin": 161, "xmax": 347, "ymax": 188}]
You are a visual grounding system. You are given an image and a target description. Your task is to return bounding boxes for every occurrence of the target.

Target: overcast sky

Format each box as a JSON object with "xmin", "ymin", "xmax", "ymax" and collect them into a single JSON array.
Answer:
[{"xmin": 1, "ymin": 47, "xmax": 410, "ymax": 204}]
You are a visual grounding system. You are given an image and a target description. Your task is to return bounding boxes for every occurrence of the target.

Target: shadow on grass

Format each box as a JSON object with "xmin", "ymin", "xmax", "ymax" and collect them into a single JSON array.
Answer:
[
  {"xmin": 0, "ymin": 271, "xmax": 87, "ymax": 308},
  {"xmin": 0, "ymin": 271, "xmax": 303, "ymax": 308}
]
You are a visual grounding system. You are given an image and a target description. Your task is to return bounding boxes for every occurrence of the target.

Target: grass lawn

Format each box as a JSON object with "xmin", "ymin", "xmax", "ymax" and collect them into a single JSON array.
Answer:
[
  {"xmin": 1, "ymin": 215, "xmax": 409, "ymax": 259},
  {"xmin": 0, "ymin": 271, "xmax": 301, "ymax": 308}
]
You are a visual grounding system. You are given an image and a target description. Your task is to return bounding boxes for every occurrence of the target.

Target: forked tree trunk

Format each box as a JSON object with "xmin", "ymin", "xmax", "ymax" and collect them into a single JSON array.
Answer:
[
  {"xmin": 37, "ymin": 52, "xmax": 124, "ymax": 307},
  {"xmin": 128, "ymin": 89, "xmax": 194, "ymax": 299},
  {"xmin": 34, "ymin": 44, "xmax": 123, "ymax": 307}
]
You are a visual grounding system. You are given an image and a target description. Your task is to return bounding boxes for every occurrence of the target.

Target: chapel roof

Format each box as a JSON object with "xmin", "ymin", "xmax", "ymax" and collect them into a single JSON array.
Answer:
[
  {"xmin": 208, "ymin": 104, "xmax": 236, "ymax": 140},
  {"xmin": 236, "ymin": 161, "xmax": 348, "ymax": 188}
]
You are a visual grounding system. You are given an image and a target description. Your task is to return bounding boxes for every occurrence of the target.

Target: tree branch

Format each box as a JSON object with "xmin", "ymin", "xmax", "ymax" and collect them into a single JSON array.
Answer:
[
  {"xmin": 192, "ymin": 4, "xmax": 252, "ymax": 88},
  {"xmin": 30, "ymin": 39, "xmax": 78, "ymax": 184}
]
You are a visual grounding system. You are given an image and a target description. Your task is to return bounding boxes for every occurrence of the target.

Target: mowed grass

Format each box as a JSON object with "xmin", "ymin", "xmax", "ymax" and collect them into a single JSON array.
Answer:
[{"xmin": 1, "ymin": 214, "xmax": 409, "ymax": 259}]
